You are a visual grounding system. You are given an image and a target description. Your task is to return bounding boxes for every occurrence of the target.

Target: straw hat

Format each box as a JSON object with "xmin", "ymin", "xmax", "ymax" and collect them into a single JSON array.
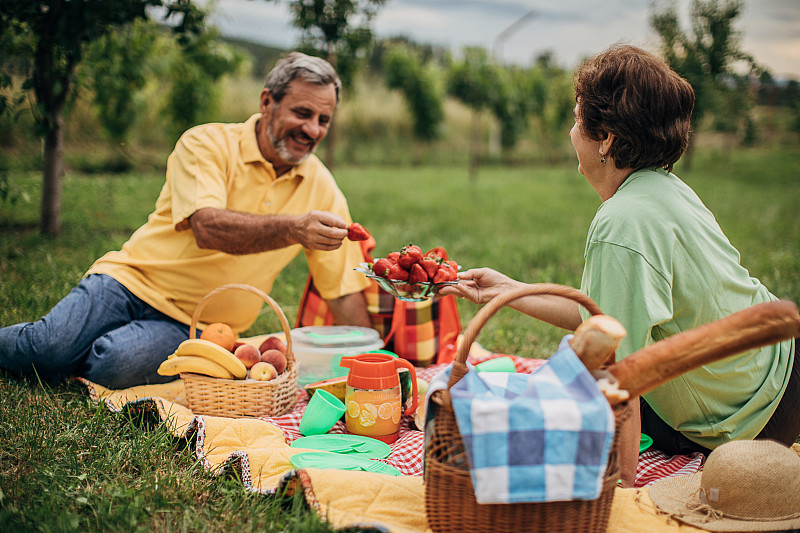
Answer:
[{"xmin": 649, "ymin": 439, "xmax": 800, "ymax": 532}]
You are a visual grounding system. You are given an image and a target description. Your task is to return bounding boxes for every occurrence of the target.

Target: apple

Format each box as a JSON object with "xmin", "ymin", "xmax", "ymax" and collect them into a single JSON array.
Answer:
[
  {"xmin": 258, "ymin": 335, "xmax": 286, "ymax": 355},
  {"xmin": 249, "ymin": 361, "xmax": 278, "ymax": 381},
  {"xmin": 260, "ymin": 348, "xmax": 287, "ymax": 374},
  {"xmin": 234, "ymin": 343, "xmax": 261, "ymax": 369}
]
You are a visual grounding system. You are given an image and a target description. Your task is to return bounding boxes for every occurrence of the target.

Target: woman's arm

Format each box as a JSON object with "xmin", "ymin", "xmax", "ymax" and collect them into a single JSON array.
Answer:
[{"xmin": 439, "ymin": 268, "xmax": 583, "ymax": 331}]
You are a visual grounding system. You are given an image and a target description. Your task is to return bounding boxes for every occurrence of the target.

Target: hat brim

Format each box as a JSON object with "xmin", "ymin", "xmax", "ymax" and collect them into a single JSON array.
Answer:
[{"xmin": 649, "ymin": 473, "xmax": 800, "ymax": 532}]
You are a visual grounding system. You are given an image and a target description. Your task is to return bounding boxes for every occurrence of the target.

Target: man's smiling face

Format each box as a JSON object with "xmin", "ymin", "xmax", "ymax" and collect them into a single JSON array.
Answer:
[{"xmin": 257, "ymin": 79, "xmax": 337, "ymax": 172}]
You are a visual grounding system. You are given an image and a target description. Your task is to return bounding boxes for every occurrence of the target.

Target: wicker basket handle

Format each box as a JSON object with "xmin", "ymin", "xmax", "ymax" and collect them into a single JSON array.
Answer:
[
  {"xmin": 188, "ymin": 283, "xmax": 293, "ymax": 359},
  {"xmin": 447, "ymin": 283, "xmax": 602, "ymax": 390}
]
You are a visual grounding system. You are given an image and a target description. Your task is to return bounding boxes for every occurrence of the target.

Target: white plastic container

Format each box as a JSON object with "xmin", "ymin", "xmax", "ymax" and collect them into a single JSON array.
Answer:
[{"xmin": 290, "ymin": 326, "xmax": 384, "ymax": 386}]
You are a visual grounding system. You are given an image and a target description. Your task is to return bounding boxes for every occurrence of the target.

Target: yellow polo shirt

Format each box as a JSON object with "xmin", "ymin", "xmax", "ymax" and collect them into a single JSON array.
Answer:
[{"xmin": 87, "ymin": 113, "xmax": 369, "ymax": 332}]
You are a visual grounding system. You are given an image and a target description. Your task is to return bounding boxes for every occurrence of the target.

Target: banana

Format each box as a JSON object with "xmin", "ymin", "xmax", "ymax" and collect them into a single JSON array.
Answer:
[
  {"xmin": 158, "ymin": 355, "xmax": 235, "ymax": 379},
  {"xmin": 173, "ymin": 338, "xmax": 247, "ymax": 379}
]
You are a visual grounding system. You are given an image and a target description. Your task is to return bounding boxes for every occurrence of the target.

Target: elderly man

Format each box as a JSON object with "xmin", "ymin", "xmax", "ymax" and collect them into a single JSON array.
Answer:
[{"xmin": 0, "ymin": 52, "xmax": 371, "ymax": 389}]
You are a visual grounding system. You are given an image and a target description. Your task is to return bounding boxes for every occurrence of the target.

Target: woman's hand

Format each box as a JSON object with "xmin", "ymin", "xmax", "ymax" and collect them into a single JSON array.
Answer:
[{"xmin": 437, "ymin": 267, "xmax": 521, "ymax": 304}]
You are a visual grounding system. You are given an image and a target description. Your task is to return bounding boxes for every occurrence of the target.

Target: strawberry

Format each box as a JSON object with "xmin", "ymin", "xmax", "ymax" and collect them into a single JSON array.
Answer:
[
  {"xmin": 398, "ymin": 244, "xmax": 423, "ymax": 269},
  {"xmin": 447, "ymin": 260, "xmax": 459, "ymax": 272},
  {"xmin": 409, "ymin": 263, "xmax": 429, "ymax": 284},
  {"xmin": 387, "ymin": 264, "xmax": 410, "ymax": 281},
  {"xmin": 421, "ymin": 257, "xmax": 439, "ymax": 279},
  {"xmin": 425, "ymin": 248, "xmax": 447, "ymax": 261},
  {"xmin": 372, "ymin": 258, "xmax": 393, "ymax": 279},
  {"xmin": 433, "ymin": 263, "xmax": 457, "ymax": 283},
  {"xmin": 387, "ymin": 251, "xmax": 401, "ymax": 264},
  {"xmin": 347, "ymin": 223, "xmax": 369, "ymax": 241}
]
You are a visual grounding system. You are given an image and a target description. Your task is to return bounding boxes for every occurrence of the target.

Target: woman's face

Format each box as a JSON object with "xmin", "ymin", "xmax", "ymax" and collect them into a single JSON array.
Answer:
[{"xmin": 569, "ymin": 103, "xmax": 601, "ymax": 179}]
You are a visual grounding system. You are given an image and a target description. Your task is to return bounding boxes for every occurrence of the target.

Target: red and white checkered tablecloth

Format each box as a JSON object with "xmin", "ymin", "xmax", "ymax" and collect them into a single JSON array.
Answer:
[{"xmin": 258, "ymin": 354, "xmax": 705, "ymax": 485}]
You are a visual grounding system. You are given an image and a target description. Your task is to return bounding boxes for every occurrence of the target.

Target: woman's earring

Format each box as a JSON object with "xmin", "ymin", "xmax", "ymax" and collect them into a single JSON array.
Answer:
[{"xmin": 600, "ymin": 154, "xmax": 606, "ymax": 164}]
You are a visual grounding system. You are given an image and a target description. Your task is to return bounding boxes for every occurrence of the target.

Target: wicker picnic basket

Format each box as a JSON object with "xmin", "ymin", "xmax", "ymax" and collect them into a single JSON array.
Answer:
[
  {"xmin": 181, "ymin": 283, "xmax": 298, "ymax": 418},
  {"xmin": 425, "ymin": 283, "xmax": 625, "ymax": 533}
]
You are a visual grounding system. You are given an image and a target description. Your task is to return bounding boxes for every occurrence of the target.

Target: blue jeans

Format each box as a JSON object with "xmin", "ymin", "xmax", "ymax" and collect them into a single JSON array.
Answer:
[{"xmin": 0, "ymin": 274, "xmax": 190, "ymax": 389}]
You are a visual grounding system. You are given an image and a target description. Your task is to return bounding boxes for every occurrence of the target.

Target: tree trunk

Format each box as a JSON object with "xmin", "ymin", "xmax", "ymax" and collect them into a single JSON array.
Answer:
[{"xmin": 41, "ymin": 108, "xmax": 64, "ymax": 236}]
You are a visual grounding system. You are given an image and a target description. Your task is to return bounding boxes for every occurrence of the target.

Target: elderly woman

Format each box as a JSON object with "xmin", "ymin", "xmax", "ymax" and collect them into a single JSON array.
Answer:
[{"xmin": 440, "ymin": 45, "xmax": 799, "ymax": 485}]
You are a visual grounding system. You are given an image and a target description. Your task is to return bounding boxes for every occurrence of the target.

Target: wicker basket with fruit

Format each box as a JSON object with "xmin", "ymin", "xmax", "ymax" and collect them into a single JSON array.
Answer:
[{"xmin": 157, "ymin": 283, "xmax": 298, "ymax": 418}]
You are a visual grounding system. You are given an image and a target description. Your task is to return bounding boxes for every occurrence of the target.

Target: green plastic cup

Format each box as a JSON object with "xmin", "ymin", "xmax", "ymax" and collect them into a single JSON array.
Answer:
[
  {"xmin": 475, "ymin": 356, "xmax": 516, "ymax": 373},
  {"xmin": 299, "ymin": 389, "xmax": 346, "ymax": 436}
]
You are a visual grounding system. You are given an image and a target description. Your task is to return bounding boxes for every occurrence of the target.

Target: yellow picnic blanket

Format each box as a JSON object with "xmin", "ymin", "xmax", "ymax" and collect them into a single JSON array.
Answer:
[
  {"xmin": 74, "ymin": 334, "xmax": 800, "ymax": 533},
  {"xmin": 77, "ymin": 381, "xmax": 728, "ymax": 533}
]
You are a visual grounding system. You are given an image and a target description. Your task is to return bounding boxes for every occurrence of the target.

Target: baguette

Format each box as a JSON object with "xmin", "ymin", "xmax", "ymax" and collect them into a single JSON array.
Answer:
[{"xmin": 605, "ymin": 300, "xmax": 800, "ymax": 405}]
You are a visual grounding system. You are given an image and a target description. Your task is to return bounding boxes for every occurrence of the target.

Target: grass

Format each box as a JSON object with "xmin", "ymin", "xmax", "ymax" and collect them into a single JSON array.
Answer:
[{"xmin": 1, "ymin": 145, "xmax": 799, "ymax": 531}]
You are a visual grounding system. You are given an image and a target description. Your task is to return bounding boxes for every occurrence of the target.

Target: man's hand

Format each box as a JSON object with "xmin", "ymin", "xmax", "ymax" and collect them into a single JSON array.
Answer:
[{"xmin": 294, "ymin": 210, "xmax": 349, "ymax": 251}]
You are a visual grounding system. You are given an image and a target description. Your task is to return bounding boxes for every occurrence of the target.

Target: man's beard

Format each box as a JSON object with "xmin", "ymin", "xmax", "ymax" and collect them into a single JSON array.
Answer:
[{"xmin": 267, "ymin": 116, "xmax": 315, "ymax": 166}]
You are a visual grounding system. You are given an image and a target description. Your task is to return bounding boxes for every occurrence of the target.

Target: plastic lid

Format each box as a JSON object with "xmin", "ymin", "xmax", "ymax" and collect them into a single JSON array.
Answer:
[
  {"xmin": 338, "ymin": 353, "xmax": 403, "ymax": 389},
  {"xmin": 291, "ymin": 326, "xmax": 381, "ymax": 348}
]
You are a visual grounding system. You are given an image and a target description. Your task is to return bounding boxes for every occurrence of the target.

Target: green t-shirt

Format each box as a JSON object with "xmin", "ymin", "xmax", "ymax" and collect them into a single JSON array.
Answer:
[{"xmin": 579, "ymin": 168, "xmax": 794, "ymax": 449}]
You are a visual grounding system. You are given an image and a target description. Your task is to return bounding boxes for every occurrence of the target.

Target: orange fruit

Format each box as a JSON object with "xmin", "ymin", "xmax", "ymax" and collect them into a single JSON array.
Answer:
[
  {"xmin": 347, "ymin": 400, "xmax": 361, "ymax": 419},
  {"xmin": 200, "ymin": 322, "xmax": 236, "ymax": 352},
  {"xmin": 391, "ymin": 405, "xmax": 402, "ymax": 424}
]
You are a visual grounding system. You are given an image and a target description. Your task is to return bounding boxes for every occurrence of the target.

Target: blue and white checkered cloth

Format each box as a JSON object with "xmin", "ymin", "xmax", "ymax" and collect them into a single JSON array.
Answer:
[{"xmin": 426, "ymin": 335, "xmax": 614, "ymax": 504}]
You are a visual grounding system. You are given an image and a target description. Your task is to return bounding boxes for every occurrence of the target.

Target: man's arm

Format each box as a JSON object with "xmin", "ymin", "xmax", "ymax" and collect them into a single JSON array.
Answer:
[
  {"xmin": 325, "ymin": 291, "xmax": 371, "ymax": 327},
  {"xmin": 186, "ymin": 207, "xmax": 349, "ymax": 255}
]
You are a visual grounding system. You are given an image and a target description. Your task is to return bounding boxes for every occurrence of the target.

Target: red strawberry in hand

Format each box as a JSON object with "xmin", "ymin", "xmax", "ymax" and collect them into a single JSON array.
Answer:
[
  {"xmin": 348, "ymin": 223, "xmax": 369, "ymax": 241},
  {"xmin": 398, "ymin": 244, "xmax": 423, "ymax": 269},
  {"xmin": 409, "ymin": 263, "xmax": 429, "ymax": 284},
  {"xmin": 387, "ymin": 251, "xmax": 401, "ymax": 264}
]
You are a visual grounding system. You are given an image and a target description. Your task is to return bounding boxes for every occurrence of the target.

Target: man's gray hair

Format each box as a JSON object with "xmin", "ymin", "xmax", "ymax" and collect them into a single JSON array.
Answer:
[{"xmin": 264, "ymin": 52, "xmax": 342, "ymax": 105}]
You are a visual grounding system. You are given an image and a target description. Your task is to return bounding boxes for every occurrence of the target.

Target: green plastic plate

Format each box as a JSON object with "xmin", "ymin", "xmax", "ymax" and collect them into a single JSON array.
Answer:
[
  {"xmin": 290, "ymin": 451, "xmax": 401, "ymax": 476},
  {"xmin": 291, "ymin": 434, "xmax": 391, "ymax": 459}
]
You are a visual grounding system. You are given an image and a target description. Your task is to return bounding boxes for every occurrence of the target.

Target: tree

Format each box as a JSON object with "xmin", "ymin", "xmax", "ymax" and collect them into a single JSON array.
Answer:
[
  {"xmin": 0, "ymin": 0, "xmax": 207, "ymax": 236},
  {"xmin": 284, "ymin": 0, "xmax": 387, "ymax": 169},
  {"xmin": 162, "ymin": 28, "xmax": 244, "ymax": 143},
  {"xmin": 383, "ymin": 44, "xmax": 444, "ymax": 144},
  {"xmin": 447, "ymin": 47, "xmax": 495, "ymax": 180},
  {"xmin": 80, "ymin": 19, "xmax": 156, "ymax": 145},
  {"xmin": 650, "ymin": 0, "xmax": 759, "ymax": 168}
]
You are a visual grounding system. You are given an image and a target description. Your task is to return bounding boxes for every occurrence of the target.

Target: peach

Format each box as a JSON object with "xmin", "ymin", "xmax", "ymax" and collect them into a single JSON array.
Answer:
[
  {"xmin": 260, "ymin": 348, "xmax": 287, "ymax": 374},
  {"xmin": 258, "ymin": 336, "xmax": 286, "ymax": 355},
  {"xmin": 234, "ymin": 343, "xmax": 261, "ymax": 369},
  {"xmin": 249, "ymin": 361, "xmax": 278, "ymax": 381}
]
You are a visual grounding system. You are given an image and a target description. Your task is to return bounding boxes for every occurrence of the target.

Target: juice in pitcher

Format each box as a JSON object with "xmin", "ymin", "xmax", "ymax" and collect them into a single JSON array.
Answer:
[{"xmin": 339, "ymin": 353, "xmax": 418, "ymax": 444}]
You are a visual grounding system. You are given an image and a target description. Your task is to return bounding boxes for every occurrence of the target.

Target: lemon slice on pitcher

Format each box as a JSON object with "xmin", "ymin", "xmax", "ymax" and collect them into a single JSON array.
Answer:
[
  {"xmin": 378, "ymin": 402, "xmax": 393, "ymax": 420},
  {"xmin": 347, "ymin": 400, "xmax": 360, "ymax": 419}
]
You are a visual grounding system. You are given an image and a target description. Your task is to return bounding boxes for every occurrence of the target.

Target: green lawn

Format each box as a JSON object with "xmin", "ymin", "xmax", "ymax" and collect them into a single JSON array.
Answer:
[{"xmin": 1, "ymin": 146, "xmax": 799, "ymax": 531}]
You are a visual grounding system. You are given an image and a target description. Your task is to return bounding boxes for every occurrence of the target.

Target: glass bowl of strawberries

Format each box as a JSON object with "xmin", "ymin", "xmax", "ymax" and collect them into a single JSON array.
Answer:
[{"xmin": 355, "ymin": 244, "xmax": 460, "ymax": 302}]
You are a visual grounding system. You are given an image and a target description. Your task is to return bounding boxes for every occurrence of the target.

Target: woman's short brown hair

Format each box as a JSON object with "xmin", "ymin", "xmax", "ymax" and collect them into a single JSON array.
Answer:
[{"xmin": 573, "ymin": 44, "xmax": 695, "ymax": 172}]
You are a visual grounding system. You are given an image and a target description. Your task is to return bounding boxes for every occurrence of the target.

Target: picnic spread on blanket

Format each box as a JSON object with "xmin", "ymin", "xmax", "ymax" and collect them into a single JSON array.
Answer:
[{"xmin": 75, "ymin": 282, "xmax": 800, "ymax": 533}]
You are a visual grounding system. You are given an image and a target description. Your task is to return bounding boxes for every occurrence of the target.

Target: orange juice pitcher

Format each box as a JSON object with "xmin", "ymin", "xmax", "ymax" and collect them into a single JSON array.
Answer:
[{"xmin": 339, "ymin": 353, "xmax": 418, "ymax": 443}]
